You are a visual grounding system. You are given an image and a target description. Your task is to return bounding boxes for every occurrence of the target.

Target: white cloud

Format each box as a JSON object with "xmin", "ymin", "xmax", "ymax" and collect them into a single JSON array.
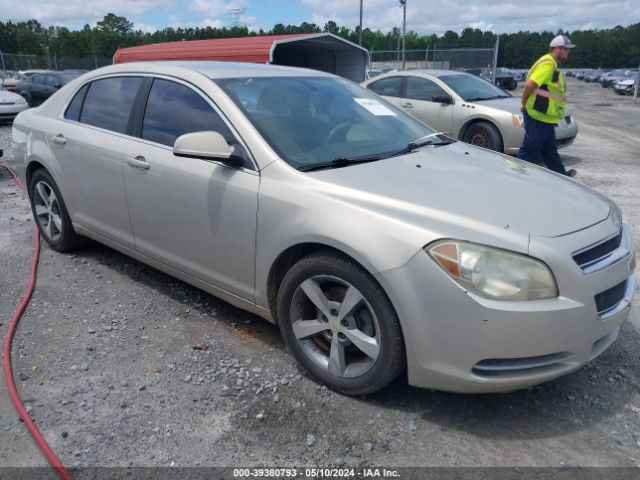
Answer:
[
  {"xmin": 188, "ymin": 0, "xmax": 249, "ymax": 15},
  {"xmin": 0, "ymin": 0, "xmax": 174, "ymax": 28},
  {"xmin": 302, "ymin": 0, "xmax": 639, "ymax": 35},
  {"xmin": 133, "ymin": 22, "xmax": 158, "ymax": 33}
]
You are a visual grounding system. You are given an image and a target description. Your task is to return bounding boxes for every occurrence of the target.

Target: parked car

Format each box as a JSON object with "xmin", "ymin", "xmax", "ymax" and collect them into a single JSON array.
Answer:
[
  {"xmin": 12, "ymin": 62, "xmax": 636, "ymax": 395},
  {"xmin": 584, "ymin": 69, "xmax": 606, "ymax": 83},
  {"xmin": 0, "ymin": 70, "xmax": 23, "ymax": 92},
  {"xmin": 602, "ymin": 70, "xmax": 637, "ymax": 88},
  {"xmin": 16, "ymin": 71, "xmax": 82, "ymax": 106},
  {"xmin": 362, "ymin": 69, "xmax": 577, "ymax": 154},
  {"xmin": 613, "ymin": 78, "xmax": 637, "ymax": 95},
  {"xmin": 0, "ymin": 80, "xmax": 29, "ymax": 123},
  {"xmin": 494, "ymin": 68, "xmax": 518, "ymax": 90}
]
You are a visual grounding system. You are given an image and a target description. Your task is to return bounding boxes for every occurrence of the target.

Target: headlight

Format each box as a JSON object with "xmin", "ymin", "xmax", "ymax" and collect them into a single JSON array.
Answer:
[
  {"xmin": 426, "ymin": 240, "xmax": 558, "ymax": 301},
  {"xmin": 512, "ymin": 113, "xmax": 523, "ymax": 128},
  {"xmin": 15, "ymin": 97, "xmax": 27, "ymax": 105}
]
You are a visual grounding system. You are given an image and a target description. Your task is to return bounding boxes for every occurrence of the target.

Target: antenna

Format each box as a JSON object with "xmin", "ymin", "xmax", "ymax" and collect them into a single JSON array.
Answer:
[{"xmin": 227, "ymin": 8, "xmax": 247, "ymax": 28}]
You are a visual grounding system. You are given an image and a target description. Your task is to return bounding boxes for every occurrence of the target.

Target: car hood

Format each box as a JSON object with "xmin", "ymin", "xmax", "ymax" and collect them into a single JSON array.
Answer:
[
  {"xmin": 0, "ymin": 89, "xmax": 21, "ymax": 102},
  {"xmin": 472, "ymin": 96, "xmax": 573, "ymax": 117},
  {"xmin": 471, "ymin": 96, "xmax": 521, "ymax": 114},
  {"xmin": 310, "ymin": 143, "xmax": 610, "ymax": 239}
]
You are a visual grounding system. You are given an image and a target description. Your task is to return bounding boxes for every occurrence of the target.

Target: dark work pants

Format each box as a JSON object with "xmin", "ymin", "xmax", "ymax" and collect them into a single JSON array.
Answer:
[{"xmin": 517, "ymin": 110, "xmax": 567, "ymax": 175}]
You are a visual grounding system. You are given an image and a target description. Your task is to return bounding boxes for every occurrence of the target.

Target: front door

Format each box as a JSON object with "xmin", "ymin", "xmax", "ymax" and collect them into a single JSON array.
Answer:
[
  {"xmin": 122, "ymin": 78, "xmax": 259, "ymax": 300},
  {"xmin": 401, "ymin": 77, "xmax": 454, "ymax": 134}
]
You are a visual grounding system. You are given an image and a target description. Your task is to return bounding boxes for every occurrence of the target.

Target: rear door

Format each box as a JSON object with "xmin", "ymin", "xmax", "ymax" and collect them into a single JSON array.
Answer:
[
  {"xmin": 122, "ymin": 77, "xmax": 259, "ymax": 300},
  {"xmin": 47, "ymin": 76, "xmax": 145, "ymax": 249}
]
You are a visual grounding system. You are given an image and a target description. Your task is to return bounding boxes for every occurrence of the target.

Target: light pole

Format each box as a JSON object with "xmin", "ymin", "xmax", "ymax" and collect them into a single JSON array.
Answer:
[
  {"xmin": 359, "ymin": 0, "xmax": 363, "ymax": 46},
  {"xmin": 399, "ymin": 0, "xmax": 406, "ymax": 70}
]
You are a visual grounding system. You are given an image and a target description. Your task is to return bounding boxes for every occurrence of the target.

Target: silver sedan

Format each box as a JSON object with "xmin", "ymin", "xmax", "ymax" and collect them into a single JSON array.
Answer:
[
  {"xmin": 11, "ymin": 62, "xmax": 635, "ymax": 394},
  {"xmin": 362, "ymin": 69, "xmax": 578, "ymax": 155}
]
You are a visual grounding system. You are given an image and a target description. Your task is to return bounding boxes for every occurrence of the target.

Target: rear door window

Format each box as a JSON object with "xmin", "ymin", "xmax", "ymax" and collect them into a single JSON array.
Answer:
[
  {"xmin": 141, "ymin": 78, "xmax": 233, "ymax": 146},
  {"xmin": 367, "ymin": 77, "xmax": 403, "ymax": 97},
  {"xmin": 79, "ymin": 77, "xmax": 144, "ymax": 134}
]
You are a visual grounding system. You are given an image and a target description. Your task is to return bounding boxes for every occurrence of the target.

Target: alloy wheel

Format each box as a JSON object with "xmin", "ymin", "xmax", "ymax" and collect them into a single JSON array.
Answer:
[
  {"xmin": 33, "ymin": 180, "xmax": 63, "ymax": 242},
  {"xmin": 289, "ymin": 275, "xmax": 381, "ymax": 379}
]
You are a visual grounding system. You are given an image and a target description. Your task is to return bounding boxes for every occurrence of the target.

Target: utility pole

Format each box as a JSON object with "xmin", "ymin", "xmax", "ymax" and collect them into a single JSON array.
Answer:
[
  {"xmin": 399, "ymin": 0, "xmax": 406, "ymax": 70},
  {"xmin": 359, "ymin": 0, "xmax": 363, "ymax": 46}
]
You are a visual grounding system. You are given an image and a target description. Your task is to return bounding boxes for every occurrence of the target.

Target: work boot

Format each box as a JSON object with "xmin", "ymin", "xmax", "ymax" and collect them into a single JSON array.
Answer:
[{"xmin": 566, "ymin": 169, "xmax": 577, "ymax": 177}]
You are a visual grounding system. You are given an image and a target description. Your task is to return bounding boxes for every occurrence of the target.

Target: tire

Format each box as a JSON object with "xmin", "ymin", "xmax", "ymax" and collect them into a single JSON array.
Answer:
[
  {"xmin": 29, "ymin": 169, "xmax": 83, "ymax": 252},
  {"xmin": 276, "ymin": 251, "xmax": 405, "ymax": 395},
  {"xmin": 462, "ymin": 121, "xmax": 503, "ymax": 152}
]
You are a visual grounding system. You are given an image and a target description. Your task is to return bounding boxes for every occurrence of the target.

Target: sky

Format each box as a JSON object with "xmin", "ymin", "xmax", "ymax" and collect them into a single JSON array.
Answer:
[{"xmin": 0, "ymin": 0, "xmax": 637, "ymax": 36}]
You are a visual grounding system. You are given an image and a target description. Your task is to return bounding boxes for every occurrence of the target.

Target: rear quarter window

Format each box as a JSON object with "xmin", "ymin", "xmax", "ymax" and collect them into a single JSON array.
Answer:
[{"xmin": 64, "ymin": 84, "xmax": 89, "ymax": 122}]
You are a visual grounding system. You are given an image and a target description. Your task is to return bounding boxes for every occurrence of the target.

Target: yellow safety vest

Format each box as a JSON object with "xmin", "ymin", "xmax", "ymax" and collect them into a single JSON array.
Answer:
[{"xmin": 525, "ymin": 53, "xmax": 567, "ymax": 124}]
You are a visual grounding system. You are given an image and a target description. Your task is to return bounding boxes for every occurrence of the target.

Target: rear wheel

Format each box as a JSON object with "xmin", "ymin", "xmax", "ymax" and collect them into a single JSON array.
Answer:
[
  {"xmin": 277, "ymin": 251, "xmax": 405, "ymax": 395},
  {"xmin": 29, "ymin": 169, "xmax": 83, "ymax": 252},
  {"xmin": 462, "ymin": 121, "xmax": 503, "ymax": 152}
]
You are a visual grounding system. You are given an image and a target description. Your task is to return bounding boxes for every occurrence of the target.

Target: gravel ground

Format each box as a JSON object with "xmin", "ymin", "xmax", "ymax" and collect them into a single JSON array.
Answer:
[{"xmin": 0, "ymin": 78, "xmax": 639, "ymax": 477}]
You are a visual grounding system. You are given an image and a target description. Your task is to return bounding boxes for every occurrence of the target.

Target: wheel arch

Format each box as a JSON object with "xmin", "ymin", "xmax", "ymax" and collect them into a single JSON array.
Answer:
[
  {"xmin": 266, "ymin": 242, "xmax": 394, "ymax": 325},
  {"xmin": 25, "ymin": 160, "xmax": 47, "ymax": 193}
]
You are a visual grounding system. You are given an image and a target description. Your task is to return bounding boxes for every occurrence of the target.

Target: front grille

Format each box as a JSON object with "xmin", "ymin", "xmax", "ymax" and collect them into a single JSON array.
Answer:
[
  {"xmin": 472, "ymin": 352, "xmax": 574, "ymax": 378},
  {"xmin": 573, "ymin": 229, "xmax": 622, "ymax": 269},
  {"xmin": 595, "ymin": 280, "xmax": 627, "ymax": 315}
]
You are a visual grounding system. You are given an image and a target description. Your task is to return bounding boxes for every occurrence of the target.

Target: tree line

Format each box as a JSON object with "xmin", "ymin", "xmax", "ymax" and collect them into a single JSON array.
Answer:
[{"xmin": 1, "ymin": 13, "xmax": 638, "ymax": 69}]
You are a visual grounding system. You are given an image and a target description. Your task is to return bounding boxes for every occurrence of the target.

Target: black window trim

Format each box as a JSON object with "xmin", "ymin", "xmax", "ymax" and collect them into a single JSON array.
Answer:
[{"xmin": 57, "ymin": 72, "xmax": 258, "ymax": 172}]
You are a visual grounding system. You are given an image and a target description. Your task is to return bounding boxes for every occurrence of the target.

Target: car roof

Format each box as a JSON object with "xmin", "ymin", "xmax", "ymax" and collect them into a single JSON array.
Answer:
[
  {"xmin": 368, "ymin": 69, "xmax": 471, "ymax": 79},
  {"xmin": 92, "ymin": 61, "xmax": 333, "ymax": 80}
]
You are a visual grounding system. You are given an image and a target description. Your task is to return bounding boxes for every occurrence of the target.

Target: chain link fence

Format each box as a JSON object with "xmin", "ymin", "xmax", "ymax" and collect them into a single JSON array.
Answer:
[
  {"xmin": 0, "ymin": 52, "xmax": 112, "ymax": 72},
  {"xmin": 371, "ymin": 44, "xmax": 498, "ymax": 77}
]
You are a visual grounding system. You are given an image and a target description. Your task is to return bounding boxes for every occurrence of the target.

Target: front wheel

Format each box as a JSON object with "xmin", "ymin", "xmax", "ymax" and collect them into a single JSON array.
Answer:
[
  {"xmin": 277, "ymin": 251, "xmax": 405, "ymax": 395},
  {"xmin": 462, "ymin": 121, "xmax": 503, "ymax": 152}
]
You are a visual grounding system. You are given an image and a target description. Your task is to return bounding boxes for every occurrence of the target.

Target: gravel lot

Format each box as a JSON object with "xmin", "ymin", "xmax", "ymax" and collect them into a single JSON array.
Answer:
[{"xmin": 1, "ymin": 78, "xmax": 639, "ymax": 477}]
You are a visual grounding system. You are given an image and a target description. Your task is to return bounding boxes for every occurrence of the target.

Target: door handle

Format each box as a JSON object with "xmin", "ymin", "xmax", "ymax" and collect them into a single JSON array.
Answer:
[
  {"xmin": 126, "ymin": 156, "xmax": 150, "ymax": 170},
  {"xmin": 50, "ymin": 134, "xmax": 66, "ymax": 145},
  {"xmin": 401, "ymin": 102, "xmax": 414, "ymax": 108}
]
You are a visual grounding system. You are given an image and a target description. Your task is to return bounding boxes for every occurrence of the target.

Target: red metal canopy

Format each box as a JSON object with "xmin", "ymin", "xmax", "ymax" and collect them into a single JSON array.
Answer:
[{"xmin": 113, "ymin": 34, "xmax": 317, "ymax": 64}]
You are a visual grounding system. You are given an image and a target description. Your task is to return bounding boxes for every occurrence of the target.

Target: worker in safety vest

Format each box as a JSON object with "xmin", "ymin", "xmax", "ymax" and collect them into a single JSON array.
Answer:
[{"xmin": 518, "ymin": 35, "xmax": 576, "ymax": 177}]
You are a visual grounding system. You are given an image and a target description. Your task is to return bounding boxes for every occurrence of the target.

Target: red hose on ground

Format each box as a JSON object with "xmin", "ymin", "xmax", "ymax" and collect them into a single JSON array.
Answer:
[{"xmin": 1, "ymin": 163, "xmax": 74, "ymax": 480}]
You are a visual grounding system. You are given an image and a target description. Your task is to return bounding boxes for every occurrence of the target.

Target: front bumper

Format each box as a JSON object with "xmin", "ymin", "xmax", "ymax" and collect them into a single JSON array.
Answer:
[
  {"xmin": 377, "ymin": 218, "xmax": 636, "ymax": 393},
  {"xmin": 503, "ymin": 115, "xmax": 578, "ymax": 155}
]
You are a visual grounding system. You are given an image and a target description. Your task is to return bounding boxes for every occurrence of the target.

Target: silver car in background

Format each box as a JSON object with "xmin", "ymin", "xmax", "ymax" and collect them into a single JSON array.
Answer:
[
  {"xmin": 11, "ymin": 62, "xmax": 635, "ymax": 394},
  {"xmin": 362, "ymin": 70, "xmax": 578, "ymax": 155}
]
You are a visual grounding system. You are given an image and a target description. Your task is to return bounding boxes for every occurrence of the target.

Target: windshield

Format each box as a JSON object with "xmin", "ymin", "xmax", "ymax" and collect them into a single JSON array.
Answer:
[
  {"xmin": 439, "ymin": 74, "xmax": 510, "ymax": 101},
  {"xmin": 216, "ymin": 76, "xmax": 433, "ymax": 169}
]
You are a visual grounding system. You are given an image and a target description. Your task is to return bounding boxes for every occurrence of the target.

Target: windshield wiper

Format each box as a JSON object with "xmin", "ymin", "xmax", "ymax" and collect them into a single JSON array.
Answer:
[
  {"xmin": 388, "ymin": 133, "xmax": 456, "ymax": 158},
  {"xmin": 298, "ymin": 156, "xmax": 383, "ymax": 172}
]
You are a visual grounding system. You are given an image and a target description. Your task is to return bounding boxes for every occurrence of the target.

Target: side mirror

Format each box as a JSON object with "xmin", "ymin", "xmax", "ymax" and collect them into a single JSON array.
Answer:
[
  {"xmin": 432, "ymin": 95, "xmax": 453, "ymax": 105},
  {"xmin": 173, "ymin": 131, "xmax": 244, "ymax": 168}
]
